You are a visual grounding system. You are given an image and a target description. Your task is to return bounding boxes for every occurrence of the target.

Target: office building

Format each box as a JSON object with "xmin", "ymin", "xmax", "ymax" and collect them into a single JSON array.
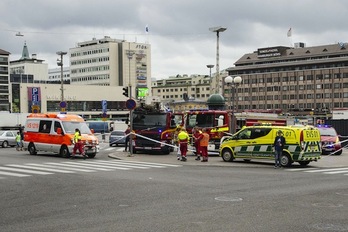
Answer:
[
  {"xmin": 0, "ymin": 49, "xmax": 10, "ymax": 111},
  {"xmin": 227, "ymin": 43, "xmax": 348, "ymax": 115}
]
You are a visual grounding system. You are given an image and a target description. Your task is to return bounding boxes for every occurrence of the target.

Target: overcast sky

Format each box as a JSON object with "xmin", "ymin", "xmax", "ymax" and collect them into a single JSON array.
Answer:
[{"xmin": 1, "ymin": 0, "xmax": 348, "ymax": 79}]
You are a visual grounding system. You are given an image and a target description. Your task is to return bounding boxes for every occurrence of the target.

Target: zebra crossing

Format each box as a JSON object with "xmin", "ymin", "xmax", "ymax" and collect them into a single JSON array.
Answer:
[
  {"xmin": 286, "ymin": 166, "xmax": 348, "ymax": 176},
  {"xmin": 0, "ymin": 160, "xmax": 182, "ymax": 179}
]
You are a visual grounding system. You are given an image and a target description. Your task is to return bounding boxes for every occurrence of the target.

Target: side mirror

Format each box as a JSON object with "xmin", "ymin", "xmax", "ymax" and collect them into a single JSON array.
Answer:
[{"xmin": 56, "ymin": 128, "xmax": 62, "ymax": 135}]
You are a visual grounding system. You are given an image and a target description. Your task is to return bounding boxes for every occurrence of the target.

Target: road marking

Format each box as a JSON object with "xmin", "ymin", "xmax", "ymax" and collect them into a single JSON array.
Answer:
[
  {"xmin": 0, "ymin": 166, "xmax": 52, "ymax": 175},
  {"xmin": 45, "ymin": 162, "xmax": 106, "ymax": 171},
  {"xmin": 304, "ymin": 167, "xmax": 348, "ymax": 173},
  {"xmin": 27, "ymin": 163, "xmax": 96, "ymax": 173},
  {"xmin": 0, "ymin": 170, "xmax": 31, "ymax": 177},
  {"xmin": 6, "ymin": 164, "xmax": 75, "ymax": 173},
  {"xmin": 63, "ymin": 161, "xmax": 130, "ymax": 170},
  {"xmin": 108, "ymin": 160, "xmax": 183, "ymax": 168}
]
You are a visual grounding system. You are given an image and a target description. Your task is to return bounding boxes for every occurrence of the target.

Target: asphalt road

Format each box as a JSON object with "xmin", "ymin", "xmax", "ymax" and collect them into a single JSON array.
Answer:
[{"xmin": 0, "ymin": 144, "xmax": 347, "ymax": 232}]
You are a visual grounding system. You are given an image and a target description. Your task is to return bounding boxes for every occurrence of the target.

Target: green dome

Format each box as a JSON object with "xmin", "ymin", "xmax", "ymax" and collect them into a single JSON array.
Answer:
[{"xmin": 207, "ymin": 94, "xmax": 226, "ymax": 110}]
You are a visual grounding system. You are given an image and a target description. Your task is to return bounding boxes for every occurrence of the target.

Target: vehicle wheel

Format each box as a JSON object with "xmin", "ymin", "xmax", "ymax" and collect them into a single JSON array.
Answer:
[
  {"xmin": 88, "ymin": 153, "xmax": 96, "ymax": 158},
  {"xmin": 335, "ymin": 150, "xmax": 342, "ymax": 156},
  {"xmin": 221, "ymin": 148, "xmax": 234, "ymax": 162},
  {"xmin": 60, "ymin": 145, "xmax": 70, "ymax": 158},
  {"xmin": 28, "ymin": 143, "xmax": 37, "ymax": 155},
  {"xmin": 280, "ymin": 153, "xmax": 292, "ymax": 167},
  {"xmin": 109, "ymin": 144, "xmax": 113, "ymax": 147},
  {"xmin": 2, "ymin": 141, "xmax": 9, "ymax": 148},
  {"xmin": 298, "ymin": 161, "xmax": 310, "ymax": 166}
]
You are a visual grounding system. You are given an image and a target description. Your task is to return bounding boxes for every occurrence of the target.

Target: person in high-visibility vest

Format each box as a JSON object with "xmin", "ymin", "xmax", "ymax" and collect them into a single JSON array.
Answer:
[
  {"xmin": 177, "ymin": 128, "xmax": 189, "ymax": 162},
  {"xmin": 198, "ymin": 128, "xmax": 210, "ymax": 162},
  {"xmin": 71, "ymin": 128, "xmax": 86, "ymax": 159},
  {"xmin": 192, "ymin": 126, "xmax": 202, "ymax": 160}
]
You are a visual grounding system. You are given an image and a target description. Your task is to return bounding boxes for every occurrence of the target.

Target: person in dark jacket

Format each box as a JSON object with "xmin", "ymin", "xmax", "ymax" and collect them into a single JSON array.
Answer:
[{"xmin": 274, "ymin": 130, "xmax": 286, "ymax": 168}]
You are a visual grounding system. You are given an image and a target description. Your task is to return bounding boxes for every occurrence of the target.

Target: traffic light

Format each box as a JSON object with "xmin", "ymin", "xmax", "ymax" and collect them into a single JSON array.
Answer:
[{"xmin": 123, "ymin": 87, "xmax": 129, "ymax": 97}]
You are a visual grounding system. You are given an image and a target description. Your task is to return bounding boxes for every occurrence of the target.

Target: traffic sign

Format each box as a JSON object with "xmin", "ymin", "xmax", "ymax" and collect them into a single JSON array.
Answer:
[{"xmin": 126, "ymin": 99, "xmax": 136, "ymax": 110}]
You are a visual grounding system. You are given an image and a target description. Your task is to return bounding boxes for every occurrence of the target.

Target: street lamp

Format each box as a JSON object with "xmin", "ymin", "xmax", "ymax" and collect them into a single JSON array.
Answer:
[
  {"xmin": 126, "ymin": 48, "xmax": 135, "ymax": 157},
  {"xmin": 225, "ymin": 76, "xmax": 242, "ymax": 134},
  {"xmin": 57, "ymin": 51, "xmax": 67, "ymax": 112},
  {"xmin": 209, "ymin": 26, "xmax": 227, "ymax": 94},
  {"xmin": 206, "ymin": 64, "xmax": 214, "ymax": 79}
]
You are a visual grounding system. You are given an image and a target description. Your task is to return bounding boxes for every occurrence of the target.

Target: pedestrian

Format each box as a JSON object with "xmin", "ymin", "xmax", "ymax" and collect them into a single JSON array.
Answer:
[
  {"xmin": 192, "ymin": 126, "xmax": 202, "ymax": 160},
  {"xmin": 71, "ymin": 128, "xmax": 86, "ymax": 159},
  {"xmin": 15, "ymin": 132, "xmax": 21, "ymax": 151},
  {"xmin": 19, "ymin": 124, "xmax": 24, "ymax": 150},
  {"xmin": 273, "ymin": 130, "xmax": 286, "ymax": 168},
  {"xmin": 198, "ymin": 128, "xmax": 210, "ymax": 162},
  {"xmin": 174, "ymin": 126, "xmax": 181, "ymax": 160},
  {"xmin": 124, "ymin": 125, "xmax": 131, "ymax": 152},
  {"xmin": 177, "ymin": 128, "xmax": 189, "ymax": 162}
]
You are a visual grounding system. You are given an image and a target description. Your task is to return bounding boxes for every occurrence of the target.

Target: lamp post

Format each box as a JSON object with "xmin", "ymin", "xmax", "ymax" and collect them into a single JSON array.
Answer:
[
  {"xmin": 209, "ymin": 26, "xmax": 227, "ymax": 94},
  {"xmin": 225, "ymin": 76, "xmax": 242, "ymax": 134},
  {"xmin": 127, "ymin": 48, "xmax": 135, "ymax": 157},
  {"xmin": 57, "ymin": 51, "xmax": 67, "ymax": 112}
]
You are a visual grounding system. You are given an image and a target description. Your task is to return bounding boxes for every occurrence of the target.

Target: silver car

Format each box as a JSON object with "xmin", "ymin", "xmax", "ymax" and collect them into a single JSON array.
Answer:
[
  {"xmin": 109, "ymin": 130, "xmax": 126, "ymax": 147},
  {"xmin": 0, "ymin": 130, "xmax": 18, "ymax": 148}
]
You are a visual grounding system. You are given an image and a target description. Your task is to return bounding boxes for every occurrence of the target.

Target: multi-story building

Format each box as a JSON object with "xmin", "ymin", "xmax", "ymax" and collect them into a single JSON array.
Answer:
[
  {"xmin": 0, "ymin": 49, "xmax": 10, "ymax": 111},
  {"xmin": 151, "ymin": 73, "xmax": 222, "ymax": 111},
  {"xmin": 226, "ymin": 43, "xmax": 348, "ymax": 115},
  {"xmin": 48, "ymin": 67, "xmax": 70, "ymax": 83},
  {"xmin": 69, "ymin": 36, "xmax": 151, "ymax": 98},
  {"xmin": 9, "ymin": 42, "xmax": 48, "ymax": 82}
]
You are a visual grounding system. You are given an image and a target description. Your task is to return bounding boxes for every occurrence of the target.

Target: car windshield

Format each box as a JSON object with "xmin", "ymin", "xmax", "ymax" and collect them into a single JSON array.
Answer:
[
  {"xmin": 132, "ymin": 113, "xmax": 167, "ymax": 127},
  {"xmin": 318, "ymin": 127, "xmax": 337, "ymax": 136},
  {"xmin": 62, "ymin": 121, "xmax": 92, "ymax": 134}
]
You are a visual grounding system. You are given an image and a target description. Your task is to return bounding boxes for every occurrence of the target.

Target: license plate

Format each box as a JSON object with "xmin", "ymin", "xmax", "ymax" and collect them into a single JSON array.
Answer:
[{"xmin": 145, "ymin": 147, "xmax": 152, "ymax": 150}]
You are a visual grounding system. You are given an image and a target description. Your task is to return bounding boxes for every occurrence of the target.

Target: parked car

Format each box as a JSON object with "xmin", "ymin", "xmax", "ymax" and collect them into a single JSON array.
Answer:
[
  {"xmin": 0, "ymin": 130, "xmax": 17, "ymax": 148},
  {"xmin": 316, "ymin": 125, "xmax": 342, "ymax": 155},
  {"xmin": 109, "ymin": 130, "xmax": 126, "ymax": 147}
]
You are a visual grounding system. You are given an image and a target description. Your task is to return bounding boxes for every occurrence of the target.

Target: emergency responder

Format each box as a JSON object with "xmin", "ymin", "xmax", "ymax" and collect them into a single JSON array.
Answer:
[
  {"xmin": 177, "ymin": 128, "xmax": 189, "ymax": 161},
  {"xmin": 198, "ymin": 128, "xmax": 210, "ymax": 162},
  {"xmin": 273, "ymin": 130, "xmax": 286, "ymax": 168},
  {"xmin": 192, "ymin": 126, "xmax": 202, "ymax": 160},
  {"xmin": 71, "ymin": 128, "xmax": 86, "ymax": 159}
]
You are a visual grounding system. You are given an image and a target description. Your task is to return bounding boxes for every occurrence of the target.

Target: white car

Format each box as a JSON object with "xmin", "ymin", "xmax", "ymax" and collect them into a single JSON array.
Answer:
[{"xmin": 0, "ymin": 130, "xmax": 18, "ymax": 148}]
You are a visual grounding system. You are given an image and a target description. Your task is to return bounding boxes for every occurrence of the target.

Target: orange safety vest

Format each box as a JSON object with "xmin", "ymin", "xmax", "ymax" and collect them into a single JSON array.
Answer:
[{"xmin": 200, "ymin": 133, "xmax": 209, "ymax": 146}]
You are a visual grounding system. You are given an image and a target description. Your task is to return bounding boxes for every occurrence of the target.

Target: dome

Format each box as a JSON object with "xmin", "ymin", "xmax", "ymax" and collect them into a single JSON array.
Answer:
[{"xmin": 207, "ymin": 94, "xmax": 226, "ymax": 110}]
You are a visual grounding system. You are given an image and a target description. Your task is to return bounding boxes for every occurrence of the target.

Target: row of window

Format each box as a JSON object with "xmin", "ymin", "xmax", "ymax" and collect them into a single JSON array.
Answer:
[
  {"xmin": 71, "ymin": 74, "xmax": 110, "ymax": 83},
  {"xmin": 70, "ymin": 65, "xmax": 110, "ymax": 74},
  {"xmin": 157, "ymin": 87, "xmax": 210, "ymax": 93},
  {"xmin": 241, "ymin": 101, "xmax": 348, "ymax": 110},
  {"xmin": 162, "ymin": 94, "xmax": 208, "ymax": 99},
  {"xmin": 242, "ymin": 73, "xmax": 348, "ymax": 84},
  {"xmin": 71, "ymin": 48, "xmax": 110, "ymax": 57},
  {"xmin": 71, "ymin": 57, "xmax": 110, "ymax": 66},
  {"xmin": 46, "ymin": 100, "xmax": 128, "ymax": 112}
]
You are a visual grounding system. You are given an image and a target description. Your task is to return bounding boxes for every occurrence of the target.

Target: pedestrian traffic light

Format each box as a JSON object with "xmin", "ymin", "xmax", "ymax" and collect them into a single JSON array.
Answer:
[{"xmin": 123, "ymin": 87, "xmax": 129, "ymax": 97}]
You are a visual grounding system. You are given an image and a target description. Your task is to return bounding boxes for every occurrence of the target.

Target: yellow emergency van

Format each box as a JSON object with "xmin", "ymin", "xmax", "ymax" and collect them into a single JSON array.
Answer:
[{"xmin": 220, "ymin": 125, "xmax": 321, "ymax": 167}]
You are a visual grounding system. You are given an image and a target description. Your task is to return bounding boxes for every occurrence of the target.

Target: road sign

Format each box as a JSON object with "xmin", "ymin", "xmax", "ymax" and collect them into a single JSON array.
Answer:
[
  {"xmin": 102, "ymin": 100, "xmax": 107, "ymax": 113},
  {"xmin": 126, "ymin": 99, "xmax": 136, "ymax": 110}
]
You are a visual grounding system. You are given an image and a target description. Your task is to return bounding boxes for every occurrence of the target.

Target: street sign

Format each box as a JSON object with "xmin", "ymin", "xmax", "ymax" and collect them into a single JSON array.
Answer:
[{"xmin": 126, "ymin": 99, "xmax": 136, "ymax": 110}]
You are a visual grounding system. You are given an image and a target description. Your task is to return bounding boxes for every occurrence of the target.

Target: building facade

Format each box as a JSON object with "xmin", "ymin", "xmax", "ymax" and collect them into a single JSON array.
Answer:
[
  {"xmin": 69, "ymin": 36, "xmax": 151, "ymax": 98},
  {"xmin": 0, "ymin": 49, "xmax": 10, "ymax": 111},
  {"xmin": 226, "ymin": 43, "xmax": 348, "ymax": 116}
]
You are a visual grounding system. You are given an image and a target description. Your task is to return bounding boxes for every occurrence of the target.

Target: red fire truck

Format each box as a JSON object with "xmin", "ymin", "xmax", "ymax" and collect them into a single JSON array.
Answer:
[{"xmin": 131, "ymin": 104, "xmax": 183, "ymax": 154}]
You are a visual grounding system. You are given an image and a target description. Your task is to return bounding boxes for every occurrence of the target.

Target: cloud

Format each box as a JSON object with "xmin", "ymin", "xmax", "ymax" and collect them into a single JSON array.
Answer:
[{"xmin": 1, "ymin": 0, "xmax": 348, "ymax": 79}]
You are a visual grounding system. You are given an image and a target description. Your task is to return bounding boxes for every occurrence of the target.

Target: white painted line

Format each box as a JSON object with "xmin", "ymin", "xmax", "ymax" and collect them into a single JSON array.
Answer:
[
  {"xmin": 30, "ymin": 163, "xmax": 95, "ymax": 172},
  {"xmin": 63, "ymin": 161, "xmax": 130, "ymax": 170},
  {"xmin": 324, "ymin": 170, "xmax": 348, "ymax": 174},
  {"xmin": 0, "ymin": 166, "xmax": 52, "ymax": 175},
  {"xmin": 286, "ymin": 168, "xmax": 319, "ymax": 172},
  {"xmin": 45, "ymin": 162, "xmax": 107, "ymax": 171},
  {"xmin": 0, "ymin": 170, "xmax": 30, "ymax": 177},
  {"xmin": 6, "ymin": 164, "xmax": 74, "ymax": 173},
  {"xmin": 305, "ymin": 167, "xmax": 348, "ymax": 173},
  {"xmin": 107, "ymin": 160, "xmax": 182, "ymax": 167},
  {"xmin": 82, "ymin": 160, "xmax": 150, "ymax": 169},
  {"xmin": 92, "ymin": 160, "xmax": 165, "ymax": 168}
]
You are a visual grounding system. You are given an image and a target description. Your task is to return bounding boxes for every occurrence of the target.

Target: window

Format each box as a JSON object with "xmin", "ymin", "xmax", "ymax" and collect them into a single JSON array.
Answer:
[{"xmin": 39, "ymin": 120, "xmax": 52, "ymax": 133}]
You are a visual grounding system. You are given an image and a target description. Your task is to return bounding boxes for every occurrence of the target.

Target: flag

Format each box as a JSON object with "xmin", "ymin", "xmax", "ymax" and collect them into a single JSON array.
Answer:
[
  {"xmin": 287, "ymin": 27, "xmax": 292, "ymax": 37},
  {"xmin": 145, "ymin": 25, "xmax": 149, "ymax": 33}
]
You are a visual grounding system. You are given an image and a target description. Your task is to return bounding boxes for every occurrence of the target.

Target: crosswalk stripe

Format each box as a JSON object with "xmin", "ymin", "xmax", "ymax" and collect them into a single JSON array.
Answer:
[
  {"xmin": 6, "ymin": 164, "xmax": 75, "ymax": 174},
  {"xmin": 80, "ymin": 160, "xmax": 150, "ymax": 169},
  {"xmin": 0, "ymin": 166, "xmax": 52, "ymax": 175},
  {"xmin": 304, "ymin": 167, "xmax": 348, "ymax": 173},
  {"xmin": 27, "ymin": 163, "xmax": 95, "ymax": 173},
  {"xmin": 286, "ymin": 168, "xmax": 319, "ymax": 172},
  {"xmin": 63, "ymin": 161, "xmax": 130, "ymax": 170},
  {"xmin": 45, "ymin": 162, "xmax": 105, "ymax": 171},
  {"xmin": 0, "ymin": 170, "xmax": 31, "ymax": 177},
  {"xmin": 324, "ymin": 170, "xmax": 348, "ymax": 174},
  {"xmin": 85, "ymin": 160, "xmax": 157, "ymax": 169},
  {"xmin": 107, "ymin": 160, "xmax": 183, "ymax": 168}
]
